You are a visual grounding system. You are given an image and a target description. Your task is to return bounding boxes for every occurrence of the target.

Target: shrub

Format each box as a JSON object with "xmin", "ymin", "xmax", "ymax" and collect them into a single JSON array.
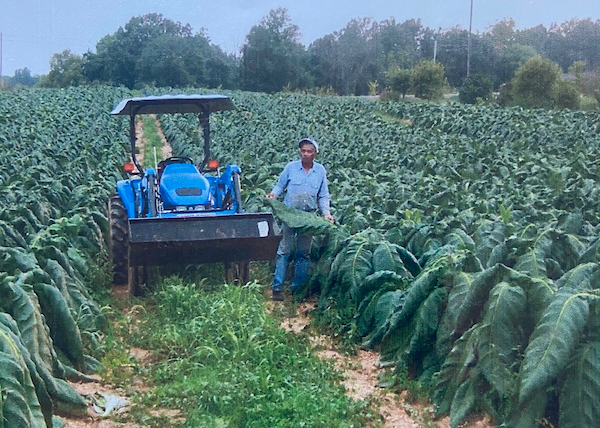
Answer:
[
  {"xmin": 385, "ymin": 67, "xmax": 411, "ymax": 98},
  {"xmin": 410, "ymin": 61, "xmax": 446, "ymax": 101},
  {"xmin": 497, "ymin": 81, "xmax": 513, "ymax": 107},
  {"xmin": 459, "ymin": 73, "xmax": 494, "ymax": 104},
  {"xmin": 580, "ymin": 95, "xmax": 599, "ymax": 111},
  {"xmin": 582, "ymin": 71, "xmax": 600, "ymax": 103},
  {"xmin": 511, "ymin": 56, "xmax": 561, "ymax": 108},
  {"xmin": 553, "ymin": 79, "xmax": 581, "ymax": 110}
]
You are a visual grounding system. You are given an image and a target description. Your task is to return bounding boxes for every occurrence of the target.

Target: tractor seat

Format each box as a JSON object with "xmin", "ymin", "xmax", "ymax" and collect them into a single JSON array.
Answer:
[{"xmin": 159, "ymin": 163, "xmax": 211, "ymax": 209}]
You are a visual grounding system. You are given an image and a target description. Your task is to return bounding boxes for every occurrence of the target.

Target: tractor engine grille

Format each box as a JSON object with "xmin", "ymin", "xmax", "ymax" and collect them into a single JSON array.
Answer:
[{"xmin": 176, "ymin": 187, "xmax": 203, "ymax": 196}]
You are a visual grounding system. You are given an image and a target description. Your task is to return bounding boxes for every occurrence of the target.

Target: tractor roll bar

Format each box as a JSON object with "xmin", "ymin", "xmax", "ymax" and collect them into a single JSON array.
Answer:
[{"xmin": 111, "ymin": 94, "xmax": 236, "ymax": 173}]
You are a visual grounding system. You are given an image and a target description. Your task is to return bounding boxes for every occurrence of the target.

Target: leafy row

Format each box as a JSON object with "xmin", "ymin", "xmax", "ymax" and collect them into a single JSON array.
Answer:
[
  {"xmin": 0, "ymin": 86, "xmax": 130, "ymax": 426},
  {"xmin": 149, "ymin": 88, "xmax": 600, "ymax": 426}
]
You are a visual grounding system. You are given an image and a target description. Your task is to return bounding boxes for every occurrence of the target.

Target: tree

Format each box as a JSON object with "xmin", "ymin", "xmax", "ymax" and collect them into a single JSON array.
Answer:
[
  {"xmin": 138, "ymin": 35, "xmax": 198, "ymax": 87},
  {"xmin": 486, "ymin": 18, "xmax": 516, "ymax": 52},
  {"xmin": 511, "ymin": 56, "xmax": 561, "ymax": 108},
  {"xmin": 12, "ymin": 68, "xmax": 38, "ymax": 87},
  {"xmin": 308, "ymin": 17, "xmax": 381, "ymax": 95},
  {"xmin": 410, "ymin": 61, "xmax": 446, "ymax": 100},
  {"xmin": 546, "ymin": 19, "xmax": 600, "ymax": 71},
  {"xmin": 385, "ymin": 67, "xmax": 411, "ymax": 97},
  {"xmin": 377, "ymin": 19, "xmax": 425, "ymax": 71},
  {"xmin": 569, "ymin": 60, "xmax": 587, "ymax": 92},
  {"xmin": 240, "ymin": 8, "xmax": 308, "ymax": 93},
  {"xmin": 497, "ymin": 43, "xmax": 538, "ymax": 83},
  {"xmin": 40, "ymin": 50, "xmax": 88, "ymax": 87},
  {"xmin": 435, "ymin": 27, "xmax": 469, "ymax": 88},
  {"xmin": 515, "ymin": 25, "xmax": 547, "ymax": 54},
  {"xmin": 333, "ymin": 18, "xmax": 378, "ymax": 95},
  {"xmin": 307, "ymin": 35, "xmax": 338, "ymax": 92},
  {"xmin": 433, "ymin": 27, "xmax": 495, "ymax": 88},
  {"xmin": 553, "ymin": 79, "xmax": 581, "ymax": 109},
  {"xmin": 82, "ymin": 13, "xmax": 236, "ymax": 89},
  {"xmin": 459, "ymin": 73, "xmax": 494, "ymax": 104}
]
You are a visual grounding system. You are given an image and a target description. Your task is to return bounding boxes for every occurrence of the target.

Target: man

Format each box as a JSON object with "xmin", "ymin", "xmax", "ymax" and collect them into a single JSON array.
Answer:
[{"xmin": 266, "ymin": 138, "xmax": 334, "ymax": 301}]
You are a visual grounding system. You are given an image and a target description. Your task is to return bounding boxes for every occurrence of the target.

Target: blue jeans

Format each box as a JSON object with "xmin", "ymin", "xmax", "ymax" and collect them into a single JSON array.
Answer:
[{"xmin": 272, "ymin": 224, "xmax": 312, "ymax": 292}]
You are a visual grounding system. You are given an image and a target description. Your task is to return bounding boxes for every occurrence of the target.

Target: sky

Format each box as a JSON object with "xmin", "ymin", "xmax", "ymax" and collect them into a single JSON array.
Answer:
[{"xmin": 1, "ymin": 0, "xmax": 599, "ymax": 76}]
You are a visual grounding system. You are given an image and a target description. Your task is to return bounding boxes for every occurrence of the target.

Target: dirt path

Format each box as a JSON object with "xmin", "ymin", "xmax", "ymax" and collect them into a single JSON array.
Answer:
[
  {"xmin": 275, "ymin": 300, "xmax": 493, "ymax": 428},
  {"xmin": 134, "ymin": 115, "xmax": 172, "ymax": 167},
  {"xmin": 61, "ymin": 286, "xmax": 181, "ymax": 427}
]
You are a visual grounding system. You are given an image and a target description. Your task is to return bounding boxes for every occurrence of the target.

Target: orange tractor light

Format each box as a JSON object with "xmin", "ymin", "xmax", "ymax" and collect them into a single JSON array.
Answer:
[{"xmin": 208, "ymin": 159, "xmax": 220, "ymax": 170}]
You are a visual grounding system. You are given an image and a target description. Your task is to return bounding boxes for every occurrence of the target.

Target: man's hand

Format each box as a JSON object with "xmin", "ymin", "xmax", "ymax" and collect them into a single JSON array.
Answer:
[
  {"xmin": 266, "ymin": 192, "xmax": 276, "ymax": 199},
  {"xmin": 324, "ymin": 214, "xmax": 334, "ymax": 223}
]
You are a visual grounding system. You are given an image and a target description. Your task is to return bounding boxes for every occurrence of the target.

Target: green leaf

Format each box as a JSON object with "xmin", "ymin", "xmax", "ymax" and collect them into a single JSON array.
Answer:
[
  {"xmin": 0, "ymin": 330, "xmax": 46, "ymax": 428},
  {"xmin": 444, "ymin": 228, "xmax": 475, "ymax": 250},
  {"xmin": 514, "ymin": 231, "xmax": 553, "ymax": 279},
  {"xmin": 33, "ymin": 283, "xmax": 85, "ymax": 371},
  {"xmin": 378, "ymin": 264, "xmax": 446, "ymax": 363},
  {"xmin": 519, "ymin": 289, "xmax": 600, "ymax": 403},
  {"xmin": 477, "ymin": 282, "xmax": 526, "ymax": 396},
  {"xmin": 452, "ymin": 264, "xmax": 508, "ymax": 337},
  {"xmin": 358, "ymin": 289, "xmax": 405, "ymax": 344},
  {"xmin": 372, "ymin": 241, "xmax": 408, "ymax": 275},
  {"xmin": 404, "ymin": 287, "xmax": 448, "ymax": 363},
  {"xmin": 555, "ymin": 262, "xmax": 598, "ymax": 291},
  {"xmin": 0, "ymin": 380, "xmax": 3, "ymax": 428},
  {"xmin": 266, "ymin": 199, "xmax": 338, "ymax": 236},
  {"xmin": 353, "ymin": 270, "xmax": 407, "ymax": 307},
  {"xmin": 395, "ymin": 245, "xmax": 421, "ymax": 276},
  {"xmin": 559, "ymin": 342, "xmax": 600, "ymax": 428},
  {"xmin": 473, "ymin": 220, "xmax": 507, "ymax": 268},
  {"xmin": 432, "ymin": 324, "xmax": 480, "ymax": 417},
  {"xmin": 450, "ymin": 375, "xmax": 477, "ymax": 428},
  {"xmin": 388, "ymin": 263, "xmax": 446, "ymax": 331},
  {"xmin": 339, "ymin": 238, "xmax": 374, "ymax": 298}
]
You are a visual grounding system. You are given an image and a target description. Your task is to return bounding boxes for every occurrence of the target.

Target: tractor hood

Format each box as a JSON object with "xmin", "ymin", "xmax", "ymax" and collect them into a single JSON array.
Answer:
[{"xmin": 111, "ymin": 94, "xmax": 236, "ymax": 116}]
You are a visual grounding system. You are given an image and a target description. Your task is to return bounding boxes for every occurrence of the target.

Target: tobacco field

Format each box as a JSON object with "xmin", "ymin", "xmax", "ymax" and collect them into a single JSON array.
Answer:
[{"xmin": 1, "ymin": 85, "xmax": 600, "ymax": 427}]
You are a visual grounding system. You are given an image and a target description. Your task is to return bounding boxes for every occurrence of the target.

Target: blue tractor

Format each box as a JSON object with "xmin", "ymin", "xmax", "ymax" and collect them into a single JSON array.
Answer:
[{"xmin": 108, "ymin": 94, "xmax": 281, "ymax": 294}]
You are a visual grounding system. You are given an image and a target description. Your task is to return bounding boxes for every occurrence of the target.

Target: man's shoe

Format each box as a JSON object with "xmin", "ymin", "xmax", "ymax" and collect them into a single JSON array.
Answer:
[{"xmin": 272, "ymin": 290, "xmax": 284, "ymax": 301}]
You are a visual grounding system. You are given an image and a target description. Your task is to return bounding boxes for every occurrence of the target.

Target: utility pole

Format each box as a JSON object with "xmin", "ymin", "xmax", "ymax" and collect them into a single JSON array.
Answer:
[{"xmin": 467, "ymin": 0, "xmax": 473, "ymax": 76}]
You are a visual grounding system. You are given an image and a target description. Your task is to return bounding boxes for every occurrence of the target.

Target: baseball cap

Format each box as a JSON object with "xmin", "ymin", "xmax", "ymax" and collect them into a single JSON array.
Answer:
[{"xmin": 298, "ymin": 138, "xmax": 319, "ymax": 153}]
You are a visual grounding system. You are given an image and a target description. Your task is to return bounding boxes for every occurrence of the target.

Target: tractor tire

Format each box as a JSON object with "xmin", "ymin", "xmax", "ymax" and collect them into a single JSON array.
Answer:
[{"xmin": 108, "ymin": 194, "xmax": 129, "ymax": 285}]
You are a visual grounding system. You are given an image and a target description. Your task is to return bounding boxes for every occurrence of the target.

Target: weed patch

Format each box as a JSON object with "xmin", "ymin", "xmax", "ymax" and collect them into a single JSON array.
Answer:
[{"xmin": 133, "ymin": 277, "xmax": 377, "ymax": 427}]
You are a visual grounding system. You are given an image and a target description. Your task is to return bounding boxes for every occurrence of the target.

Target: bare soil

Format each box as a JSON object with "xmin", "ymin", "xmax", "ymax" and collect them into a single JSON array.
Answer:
[{"xmin": 275, "ymin": 299, "xmax": 494, "ymax": 428}]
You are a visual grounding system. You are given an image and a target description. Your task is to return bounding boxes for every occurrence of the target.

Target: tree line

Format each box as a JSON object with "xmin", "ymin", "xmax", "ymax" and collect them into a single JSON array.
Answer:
[{"xmin": 5, "ymin": 9, "xmax": 600, "ymax": 107}]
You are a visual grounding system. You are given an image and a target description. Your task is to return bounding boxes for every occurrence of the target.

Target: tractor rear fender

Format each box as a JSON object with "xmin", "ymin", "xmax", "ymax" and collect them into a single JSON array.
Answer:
[
  {"xmin": 116, "ymin": 179, "xmax": 140, "ymax": 219},
  {"xmin": 116, "ymin": 169, "xmax": 157, "ymax": 219}
]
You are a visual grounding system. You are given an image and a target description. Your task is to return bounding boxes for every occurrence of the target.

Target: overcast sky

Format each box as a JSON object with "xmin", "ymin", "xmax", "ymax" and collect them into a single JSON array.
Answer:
[{"xmin": 1, "ymin": 0, "xmax": 599, "ymax": 76}]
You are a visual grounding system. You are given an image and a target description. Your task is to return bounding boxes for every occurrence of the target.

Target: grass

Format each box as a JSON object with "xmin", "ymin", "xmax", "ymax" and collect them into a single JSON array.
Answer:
[
  {"xmin": 141, "ymin": 115, "xmax": 164, "ymax": 168},
  {"xmin": 119, "ymin": 276, "xmax": 379, "ymax": 427}
]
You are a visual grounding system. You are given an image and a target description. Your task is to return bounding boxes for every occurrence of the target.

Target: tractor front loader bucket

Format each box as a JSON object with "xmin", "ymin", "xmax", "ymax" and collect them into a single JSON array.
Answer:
[{"xmin": 126, "ymin": 213, "xmax": 281, "ymax": 293}]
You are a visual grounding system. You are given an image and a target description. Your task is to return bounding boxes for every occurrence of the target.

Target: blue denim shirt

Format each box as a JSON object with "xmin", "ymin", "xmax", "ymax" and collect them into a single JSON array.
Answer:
[{"xmin": 271, "ymin": 160, "xmax": 331, "ymax": 215}]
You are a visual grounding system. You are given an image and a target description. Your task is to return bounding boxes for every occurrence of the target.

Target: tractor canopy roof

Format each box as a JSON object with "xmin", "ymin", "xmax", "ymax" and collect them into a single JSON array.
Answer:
[{"xmin": 111, "ymin": 94, "xmax": 236, "ymax": 116}]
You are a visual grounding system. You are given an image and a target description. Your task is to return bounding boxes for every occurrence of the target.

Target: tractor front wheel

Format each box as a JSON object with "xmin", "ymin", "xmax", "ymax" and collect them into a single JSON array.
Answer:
[{"xmin": 108, "ymin": 195, "xmax": 128, "ymax": 285}]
